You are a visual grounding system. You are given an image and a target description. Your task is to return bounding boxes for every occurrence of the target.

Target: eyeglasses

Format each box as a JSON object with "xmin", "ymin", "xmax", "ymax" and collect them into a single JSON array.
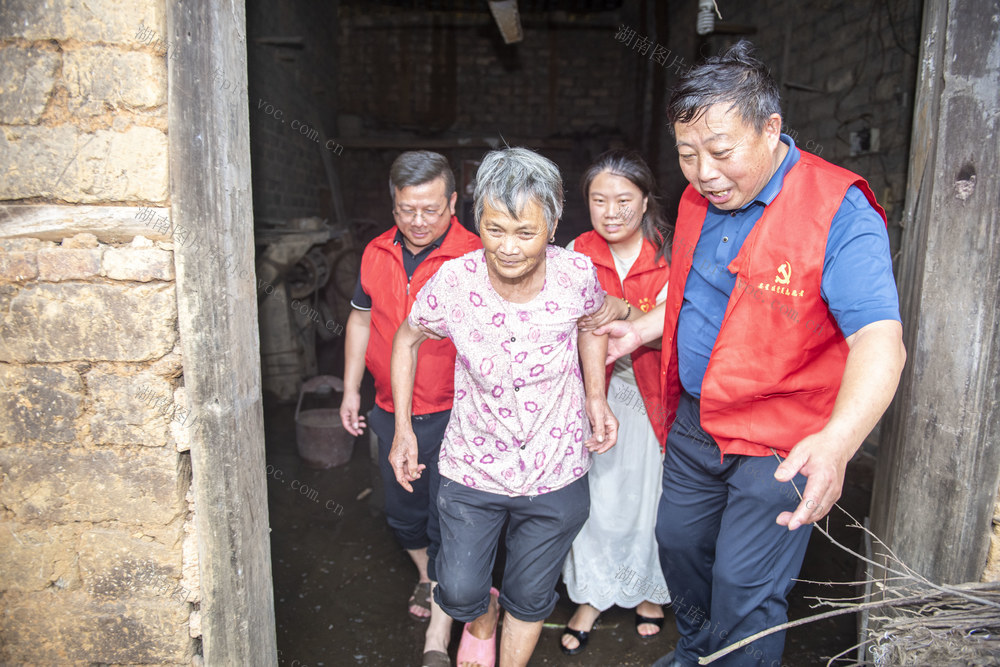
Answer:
[{"xmin": 394, "ymin": 202, "xmax": 448, "ymax": 224}]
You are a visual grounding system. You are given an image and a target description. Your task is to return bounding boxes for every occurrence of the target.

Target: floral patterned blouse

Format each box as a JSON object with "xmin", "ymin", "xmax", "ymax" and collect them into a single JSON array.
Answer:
[{"xmin": 409, "ymin": 246, "xmax": 606, "ymax": 496}]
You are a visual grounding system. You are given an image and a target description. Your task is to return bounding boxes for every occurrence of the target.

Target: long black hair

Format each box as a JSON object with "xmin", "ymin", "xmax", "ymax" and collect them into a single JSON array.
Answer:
[{"xmin": 581, "ymin": 149, "xmax": 672, "ymax": 261}]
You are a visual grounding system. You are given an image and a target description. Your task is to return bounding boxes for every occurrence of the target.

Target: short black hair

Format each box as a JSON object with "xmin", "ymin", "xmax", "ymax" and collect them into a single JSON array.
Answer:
[
  {"xmin": 388, "ymin": 151, "xmax": 456, "ymax": 203},
  {"xmin": 667, "ymin": 40, "xmax": 781, "ymax": 135}
]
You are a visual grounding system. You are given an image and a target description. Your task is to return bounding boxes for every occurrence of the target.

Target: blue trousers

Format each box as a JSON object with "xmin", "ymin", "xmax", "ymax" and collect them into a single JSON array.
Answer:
[
  {"xmin": 369, "ymin": 405, "xmax": 449, "ymax": 581},
  {"xmin": 656, "ymin": 392, "xmax": 812, "ymax": 667}
]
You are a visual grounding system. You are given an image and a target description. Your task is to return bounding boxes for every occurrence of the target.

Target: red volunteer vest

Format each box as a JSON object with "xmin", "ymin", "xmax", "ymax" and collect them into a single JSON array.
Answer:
[
  {"xmin": 361, "ymin": 218, "xmax": 481, "ymax": 414},
  {"xmin": 661, "ymin": 152, "xmax": 886, "ymax": 457},
  {"xmin": 574, "ymin": 231, "xmax": 670, "ymax": 447}
]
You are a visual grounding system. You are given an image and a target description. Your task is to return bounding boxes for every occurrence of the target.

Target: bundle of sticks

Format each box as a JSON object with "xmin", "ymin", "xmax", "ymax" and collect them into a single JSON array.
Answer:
[
  {"xmin": 697, "ymin": 478, "xmax": 1000, "ymax": 666},
  {"xmin": 866, "ymin": 581, "xmax": 1000, "ymax": 665}
]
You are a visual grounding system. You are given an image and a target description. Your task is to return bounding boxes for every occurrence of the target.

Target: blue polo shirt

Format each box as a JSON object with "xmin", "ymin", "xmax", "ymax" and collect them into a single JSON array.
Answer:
[{"xmin": 677, "ymin": 135, "xmax": 901, "ymax": 398}]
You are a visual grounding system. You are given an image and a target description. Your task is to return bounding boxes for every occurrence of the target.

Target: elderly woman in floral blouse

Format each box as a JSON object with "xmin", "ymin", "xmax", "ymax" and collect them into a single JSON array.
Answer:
[{"xmin": 390, "ymin": 147, "xmax": 619, "ymax": 667}]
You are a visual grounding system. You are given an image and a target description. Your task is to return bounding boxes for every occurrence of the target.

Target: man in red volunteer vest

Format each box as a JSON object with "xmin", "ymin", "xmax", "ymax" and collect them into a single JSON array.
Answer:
[
  {"xmin": 600, "ymin": 42, "xmax": 906, "ymax": 667},
  {"xmin": 339, "ymin": 151, "xmax": 480, "ymax": 666}
]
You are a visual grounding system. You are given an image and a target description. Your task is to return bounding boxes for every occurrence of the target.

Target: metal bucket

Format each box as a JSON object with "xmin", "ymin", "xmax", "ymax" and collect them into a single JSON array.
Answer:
[{"xmin": 295, "ymin": 375, "xmax": 352, "ymax": 469}]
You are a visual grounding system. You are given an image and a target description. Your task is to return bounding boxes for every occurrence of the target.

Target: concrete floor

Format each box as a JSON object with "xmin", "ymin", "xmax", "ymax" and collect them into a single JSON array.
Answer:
[{"xmin": 263, "ymin": 341, "xmax": 872, "ymax": 666}]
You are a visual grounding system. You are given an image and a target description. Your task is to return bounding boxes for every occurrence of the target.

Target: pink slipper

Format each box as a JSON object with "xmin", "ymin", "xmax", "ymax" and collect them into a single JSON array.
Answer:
[{"xmin": 456, "ymin": 587, "xmax": 500, "ymax": 667}]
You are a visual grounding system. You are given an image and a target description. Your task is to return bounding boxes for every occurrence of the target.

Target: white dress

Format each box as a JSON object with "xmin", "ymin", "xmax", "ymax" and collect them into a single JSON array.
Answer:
[{"xmin": 561, "ymin": 241, "xmax": 671, "ymax": 610}]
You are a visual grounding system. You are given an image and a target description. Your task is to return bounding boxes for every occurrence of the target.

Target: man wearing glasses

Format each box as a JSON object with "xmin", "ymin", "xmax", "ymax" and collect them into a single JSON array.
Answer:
[{"xmin": 339, "ymin": 151, "xmax": 480, "ymax": 667}]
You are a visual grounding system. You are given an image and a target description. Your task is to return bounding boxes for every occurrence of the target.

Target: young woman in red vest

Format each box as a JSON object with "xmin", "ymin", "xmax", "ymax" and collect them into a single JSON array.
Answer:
[{"xmin": 559, "ymin": 150, "xmax": 672, "ymax": 655}]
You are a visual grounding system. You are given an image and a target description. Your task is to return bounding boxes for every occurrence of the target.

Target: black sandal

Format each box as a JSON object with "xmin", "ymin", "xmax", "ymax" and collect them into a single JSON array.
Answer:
[
  {"xmin": 560, "ymin": 627, "xmax": 590, "ymax": 656},
  {"xmin": 635, "ymin": 612, "xmax": 664, "ymax": 638},
  {"xmin": 560, "ymin": 616, "xmax": 599, "ymax": 656},
  {"xmin": 407, "ymin": 581, "xmax": 432, "ymax": 622}
]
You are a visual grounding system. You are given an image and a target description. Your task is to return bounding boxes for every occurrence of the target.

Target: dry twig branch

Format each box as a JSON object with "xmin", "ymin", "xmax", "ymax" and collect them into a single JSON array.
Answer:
[
  {"xmin": 697, "ymin": 453, "xmax": 1000, "ymax": 665},
  {"xmin": 697, "ymin": 591, "xmax": 936, "ymax": 665}
]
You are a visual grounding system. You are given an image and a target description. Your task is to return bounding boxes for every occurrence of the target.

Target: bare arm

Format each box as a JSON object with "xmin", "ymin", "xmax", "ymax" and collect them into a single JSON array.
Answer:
[
  {"xmin": 774, "ymin": 319, "xmax": 906, "ymax": 529},
  {"xmin": 338, "ymin": 308, "xmax": 371, "ymax": 436},
  {"xmin": 578, "ymin": 329, "xmax": 618, "ymax": 454},
  {"xmin": 388, "ymin": 318, "xmax": 430, "ymax": 492}
]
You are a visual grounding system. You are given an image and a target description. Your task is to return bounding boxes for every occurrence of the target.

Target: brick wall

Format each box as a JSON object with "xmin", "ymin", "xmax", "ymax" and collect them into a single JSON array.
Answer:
[
  {"xmin": 335, "ymin": 5, "xmax": 640, "ymax": 243},
  {"xmin": 0, "ymin": 0, "xmax": 197, "ymax": 662},
  {"xmin": 247, "ymin": 2, "xmax": 341, "ymax": 224},
  {"xmin": 329, "ymin": 2, "xmax": 921, "ymax": 251},
  {"xmin": 337, "ymin": 13, "xmax": 629, "ymax": 137},
  {"xmin": 694, "ymin": 0, "xmax": 922, "ymax": 253}
]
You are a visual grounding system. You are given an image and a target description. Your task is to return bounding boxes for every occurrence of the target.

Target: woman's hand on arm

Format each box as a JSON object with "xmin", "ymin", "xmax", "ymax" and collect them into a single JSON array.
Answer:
[
  {"xmin": 389, "ymin": 319, "xmax": 430, "ymax": 492},
  {"xmin": 339, "ymin": 309, "xmax": 371, "ymax": 436},
  {"xmin": 578, "ymin": 328, "xmax": 618, "ymax": 454},
  {"xmin": 577, "ymin": 295, "xmax": 630, "ymax": 332}
]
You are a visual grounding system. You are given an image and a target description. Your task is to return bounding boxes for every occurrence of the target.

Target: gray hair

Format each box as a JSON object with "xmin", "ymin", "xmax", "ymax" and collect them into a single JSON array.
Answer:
[
  {"xmin": 473, "ymin": 147, "xmax": 563, "ymax": 234},
  {"xmin": 388, "ymin": 151, "xmax": 456, "ymax": 203},
  {"xmin": 667, "ymin": 40, "xmax": 781, "ymax": 135}
]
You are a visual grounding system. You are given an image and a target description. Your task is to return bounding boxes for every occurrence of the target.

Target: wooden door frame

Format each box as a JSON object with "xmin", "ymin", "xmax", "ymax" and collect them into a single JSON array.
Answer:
[
  {"xmin": 871, "ymin": 0, "xmax": 1000, "ymax": 585},
  {"xmin": 167, "ymin": 1, "xmax": 277, "ymax": 663}
]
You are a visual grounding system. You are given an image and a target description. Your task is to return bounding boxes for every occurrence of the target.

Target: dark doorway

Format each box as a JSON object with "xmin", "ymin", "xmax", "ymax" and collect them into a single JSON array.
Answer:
[{"xmin": 242, "ymin": 1, "xmax": 921, "ymax": 665}]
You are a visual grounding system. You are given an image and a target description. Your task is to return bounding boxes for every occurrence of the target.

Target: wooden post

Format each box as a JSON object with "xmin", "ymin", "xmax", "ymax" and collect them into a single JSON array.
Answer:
[
  {"xmin": 167, "ymin": 1, "xmax": 277, "ymax": 663},
  {"xmin": 870, "ymin": 0, "xmax": 1000, "ymax": 585}
]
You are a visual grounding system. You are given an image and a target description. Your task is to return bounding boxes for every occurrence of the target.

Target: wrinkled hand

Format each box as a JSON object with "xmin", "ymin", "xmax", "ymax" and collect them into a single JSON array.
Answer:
[
  {"xmin": 389, "ymin": 427, "xmax": 426, "ymax": 493},
  {"xmin": 584, "ymin": 395, "xmax": 618, "ymax": 454},
  {"xmin": 339, "ymin": 391, "xmax": 367, "ymax": 436},
  {"xmin": 578, "ymin": 296, "xmax": 628, "ymax": 332},
  {"xmin": 773, "ymin": 431, "xmax": 852, "ymax": 530},
  {"xmin": 593, "ymin": 320, "xmax": 643, "ymax": 365}
]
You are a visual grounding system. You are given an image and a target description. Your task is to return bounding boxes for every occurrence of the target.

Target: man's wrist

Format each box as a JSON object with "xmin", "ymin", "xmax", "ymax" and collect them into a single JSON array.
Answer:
[
  {"xmin": 632, "ymin": 311, "xmax": 659, "ymax": 345},
  {"xmin": 819, "ymin": 419, "xmax": 864, "ymax": 456}
]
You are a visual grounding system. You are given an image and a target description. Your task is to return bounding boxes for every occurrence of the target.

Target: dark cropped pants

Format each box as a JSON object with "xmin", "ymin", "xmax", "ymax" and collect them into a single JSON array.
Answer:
[
  {"xmin": 369, "ymin": 404, "xmax": 450, "ymax": 581},
  {"xmin": 433, "ymin": 475, "xmax": 590, "ymax": 623}
]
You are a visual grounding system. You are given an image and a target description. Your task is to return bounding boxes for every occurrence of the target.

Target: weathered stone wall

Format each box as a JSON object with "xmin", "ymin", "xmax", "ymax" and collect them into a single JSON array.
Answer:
[{"xmin": 0, "ymin": 0, "xmax": 198, "ymax": 662}]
